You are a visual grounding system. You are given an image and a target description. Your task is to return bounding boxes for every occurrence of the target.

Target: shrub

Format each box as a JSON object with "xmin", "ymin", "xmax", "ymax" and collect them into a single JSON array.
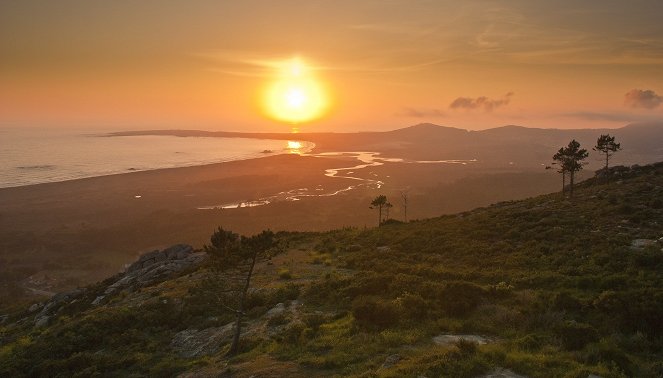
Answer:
[
  {"xmin": 396, "ymin": 292, "xmax": 428, "ymax": 321},
  {"xmin": 278, "ymin": 268, "xmax": 292, "ymax": 280},
  {"xmin": 555, "ymin": 321, "xmax": 599, "ymax": 350},
  {"xmin": 438, "ymin": 281, "xmax": 486, "ymax": 317},
  {"xmin": 552, "ymin": 291, "xmax": 583, "ymax": 312},
  {"xmin": 351, "ymin": 296, "xmax": 400, "ymax": 330}
]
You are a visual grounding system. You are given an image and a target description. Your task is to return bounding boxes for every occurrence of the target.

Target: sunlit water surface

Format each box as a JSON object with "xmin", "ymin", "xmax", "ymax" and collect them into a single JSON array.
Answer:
[{"xmin": 0, "ymin": 128, "xmax": 311, "ymax": 188}]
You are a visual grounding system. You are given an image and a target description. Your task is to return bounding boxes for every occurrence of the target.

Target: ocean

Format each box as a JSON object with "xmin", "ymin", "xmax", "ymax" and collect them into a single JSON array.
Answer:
[{"xmin": 0, "ymin": 128, "xmax": 311, "ymax": 188}]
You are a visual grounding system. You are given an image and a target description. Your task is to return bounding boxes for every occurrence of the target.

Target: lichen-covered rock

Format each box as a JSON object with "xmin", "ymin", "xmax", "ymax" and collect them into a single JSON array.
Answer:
[
  {"xmin": 432, "ymin": 334, "xmax": 491, "ymax": 346},
  {"xmin": 171, "ymin": 322, "xmax": 235, "ymax": 358},
  {"xmin": 103, "ymin": 245, "xmax": 206, "ymax": 295},
  {"xmin": 381, "ymin": 354, "xmax": 401, "ymax": 369},
  {"xmin": 479, "ymin": 368, "xmax": 529, "ymax": 378}
]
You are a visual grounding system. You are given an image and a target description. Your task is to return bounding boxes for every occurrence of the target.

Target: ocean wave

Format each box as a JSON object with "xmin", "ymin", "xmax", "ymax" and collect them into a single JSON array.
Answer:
[{"xmin": 16, "ymin": 165, "xmax": 56, "ymax": 170}]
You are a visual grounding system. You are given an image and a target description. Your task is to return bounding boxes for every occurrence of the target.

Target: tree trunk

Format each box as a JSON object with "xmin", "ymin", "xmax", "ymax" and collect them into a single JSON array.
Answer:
[
  {"xmin": 561, "ymin": 170, "xmax": 566, "ymax": 197},
  {"xmin": 569, "ymin": 171, "xmax": 575, "ymax": 198},
  {"xmin": 378, "ymin": 206, "xmax": 382, "ymax": 227},
  {"xmin": 228, "ymin": 250, "xmax": 258, "ymax": 356},
  {"xmin": 605, "ymin": 152, "xmax": 609, "ymax": 171}
]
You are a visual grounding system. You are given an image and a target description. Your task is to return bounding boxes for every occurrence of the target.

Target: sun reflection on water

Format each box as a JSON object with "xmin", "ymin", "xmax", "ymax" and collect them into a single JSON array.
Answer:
[{"xmin": 287, "ymin": 141, "xmax": 302, "ymax": 153}]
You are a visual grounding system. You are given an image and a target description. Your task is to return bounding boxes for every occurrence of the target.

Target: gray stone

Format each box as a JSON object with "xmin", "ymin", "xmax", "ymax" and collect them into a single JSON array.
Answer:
[
  {"xmin": 631, "ymin": 239, "xmax": 656, "ymax": 248},
  {"xmin": 376, "ymin": 246, "xmax": 391, "ymax": 253},
  {"xmin": 171, "ymin": 323, "xmax": 235, "ymax": 358},
  {"xmin": 101, "ymin": 245, "xmax": 205, "ymax": 297},
  {"xmin": 28, "ymin": 303, "xmax": 42, "ymax": 313},
  {"xmin": 381, "ymin": 354, "xmax": 401, "ymax": 369},
  {"xmin": 432, "ymin": 334, "xmax": 491, "ymax": 346},
  {"xmin": 587, "ymin": 375, "xmax": 604, "ymax": 378},
  {"xmin": 346, "ymin": 244, "xmax": 362, "ymax": 252},
  {"xmin": 0, "ymin": 315, "xmax": 8, "ymax": 324},
  {"xmin": 266, "ymin": 303, "xmax": 286, "ymax": 318},
  {"xmin": 34, "ymin": 315, "xmax": 50, "ymax": 328},
  {"xmin": 479, "ymin": 368, "xmax": 529, "ymax": 378},
  {"xmin": 91, "ymin": 296, "xmax": 105, "ymax": 306}
]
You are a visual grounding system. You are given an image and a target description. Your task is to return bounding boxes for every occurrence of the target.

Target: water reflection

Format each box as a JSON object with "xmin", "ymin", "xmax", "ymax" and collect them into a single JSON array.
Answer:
[{"xmin": 197, "ymin": 150, "xmax": 477, "ymax": 210}]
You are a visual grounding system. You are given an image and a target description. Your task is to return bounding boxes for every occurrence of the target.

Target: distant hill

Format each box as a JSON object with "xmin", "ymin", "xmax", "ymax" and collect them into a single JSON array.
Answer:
[
  {"xmin": 111, "ymin": 122, "xmax": 663, "ymax": 169},
  {"xmin": 2, "ymin": 162, "xmax": 661, "ymax": 377}
]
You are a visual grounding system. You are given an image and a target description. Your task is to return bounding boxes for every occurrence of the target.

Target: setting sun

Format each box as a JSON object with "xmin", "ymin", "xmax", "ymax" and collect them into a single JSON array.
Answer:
[{"xmin": 262, "ymin": 57, "xmax": 329, "ymax": 124}]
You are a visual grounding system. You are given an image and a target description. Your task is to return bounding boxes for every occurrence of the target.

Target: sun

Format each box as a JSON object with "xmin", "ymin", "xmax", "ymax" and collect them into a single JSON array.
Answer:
[{"xmin": 262, "ymin": 57, "xmax": 329, "ymax": 124}]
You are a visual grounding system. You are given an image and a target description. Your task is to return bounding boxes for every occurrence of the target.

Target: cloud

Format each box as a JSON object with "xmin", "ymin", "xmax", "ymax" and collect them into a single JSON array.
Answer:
[
  {"xmin": 449, "ymin": 92, "xmax": 513, "ymax": 112},
  {"xmin": 397, "ymin": 107, "xmax": 446, "ymax": 118},
  {"xmin": 624, "ymin": 89, "xmax": 663, "ymax": 109}
]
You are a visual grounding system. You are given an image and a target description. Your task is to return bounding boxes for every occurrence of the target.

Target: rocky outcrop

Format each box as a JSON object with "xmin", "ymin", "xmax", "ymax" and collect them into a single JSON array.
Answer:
[
  {"xmin": 630, "ymin": 239, "xmax": 657, "ymax": 249},
  {"xmin": 32, "ymin": 244, "xmax": 206, "ymax": 326},
  {"xmin": 171, "ymin": 322, "xmax": 235, "ymax": 358},
  {"xmin": 33, "ymin": 288, "xmax": 85, "ymax": 327},
  {"xmin": 381, "ymin": 354, "xmax": 402, "ymax": 369},
  {"xmin": 432, "ymin": 334, "xmax": 492, "ymax": 346},
  {"xmin": 479, "ymin": 368, "xmax": 529, "ymax": 378},
  {"xmin": 101, "ymin": 244, "xmax": 206, "ymax": 298}
]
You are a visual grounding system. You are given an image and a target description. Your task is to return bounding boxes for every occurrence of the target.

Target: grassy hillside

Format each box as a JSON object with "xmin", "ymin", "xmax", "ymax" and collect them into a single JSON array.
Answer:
[{"xmin": 1, "ymin": 163, "xmax": 662, "ymax": 377}]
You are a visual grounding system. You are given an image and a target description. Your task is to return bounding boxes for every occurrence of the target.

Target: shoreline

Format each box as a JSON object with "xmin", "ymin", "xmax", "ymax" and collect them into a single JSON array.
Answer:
[{"xmin": 0, "ymin": 134, "xmax": 316, "ymax": 190}]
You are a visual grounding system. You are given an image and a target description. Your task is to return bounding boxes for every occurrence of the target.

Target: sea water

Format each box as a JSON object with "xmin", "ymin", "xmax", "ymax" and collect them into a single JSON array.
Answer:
[{"xmin": 0, "ymin": 128, "xmax": 311, "ymax": 188}]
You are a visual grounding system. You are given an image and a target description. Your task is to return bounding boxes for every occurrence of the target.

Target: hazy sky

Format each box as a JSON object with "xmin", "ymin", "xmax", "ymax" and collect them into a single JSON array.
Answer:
[{"xmin": 2, "ymin": 0, "xmax": 663, "ymax": 132}]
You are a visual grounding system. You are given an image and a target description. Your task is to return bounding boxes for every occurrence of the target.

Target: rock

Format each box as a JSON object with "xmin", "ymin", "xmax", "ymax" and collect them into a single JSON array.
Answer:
[
  {"xmin": 376, "ymin": 246, "xmax": 391, "ymax": 253},
  {"xmin": 432, "ymin": 334, "xmax": 491, "ymax": 346},
  {"xmin": 91, "ymin": 296, "xmax": 105, "ymax": 306},
  {"xmin": 631, "ymin": 239, "xmax": 656, "ymax": 249},
  {"xmin": 0, "ymin": 314, "xmax": 8, "ymax": 324},
  {"xmin": 479, "ymin": 368, "xmax": 529, "ymax": 378},
  {"xmin": 28, "ymin": 303, "xmax": 42, "ymax": 313},
  {"xmin": 587, "ymin": 375, "xmax": 604, "ymax": 378},
  {"xmin": 101, "ymin": 245, "xmax": 205, "ymax": 297},
  {"xmin": 266, "ymin": 303, "xmax": 286, "ymax": 318},
  {"xmin": 381, "ymin": 354, "xmax": 401, "ymax": 369},
  {"xmin": 171, "ymin": 323, "xmax": 235, "ymax": 358},
  {"xmin": 346, "ymin": 244, "xmax": 362, "ymax": 252},
  {"xmin": 34, "ymin": 315, "xmax": 50, "ymax": 328}
]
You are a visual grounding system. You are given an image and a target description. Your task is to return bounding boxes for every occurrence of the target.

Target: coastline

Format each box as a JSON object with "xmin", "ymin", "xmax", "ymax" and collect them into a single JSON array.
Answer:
[{"xmin": 0, "ymin": 131, "xmax": 315, "ymax": 189}]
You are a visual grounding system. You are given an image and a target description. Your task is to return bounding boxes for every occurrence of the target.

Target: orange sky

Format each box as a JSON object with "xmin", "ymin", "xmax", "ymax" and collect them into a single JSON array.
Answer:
[{"xmin": 1, "ymin": 1, "xmax": 663, "ymax": 132}]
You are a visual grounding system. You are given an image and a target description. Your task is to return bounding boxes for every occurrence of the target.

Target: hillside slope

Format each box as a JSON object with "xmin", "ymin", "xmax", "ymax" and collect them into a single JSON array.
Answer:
[{"xmin": 1, "ymin": 163, "xmax": 662, "ymax": 377}]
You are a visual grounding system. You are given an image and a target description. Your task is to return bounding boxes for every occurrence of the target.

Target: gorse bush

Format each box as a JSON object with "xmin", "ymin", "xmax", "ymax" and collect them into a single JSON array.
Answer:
[{"xmin": 351, "ymin": 296, "xmax": 400, "ymax": 330}]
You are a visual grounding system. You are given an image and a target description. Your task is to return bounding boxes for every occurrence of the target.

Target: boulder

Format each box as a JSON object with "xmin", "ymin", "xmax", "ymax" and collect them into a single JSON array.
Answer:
[
  {"xmin": 479, "ymin": 368, "xmax": 529, "ymax": 378},
  {"xmin": 171, "ymin": 322, "xmax": 235, "ymax": 358},
  {"xmin": 631, "ymin": 239, "xmax": 656, "ymax": 249},
  {"xmin": 266, "ymin": 303, "xmax": 286, "ymax": 318},
  {"xmin": 28, "ymin": 303, "xmax": 42, "ymax": 313},
  {"xmin": 432, "ymin": 334, "xmax": 491, "ymax": 346},
  {"xmin": 91, "ymin": 296, "xmax": 105, "ymax": 306},
  {"xmin": 34, "ymin": 315, "xmax": 50, "ymax": 328},
  {"xmin": 381, "ymin": 354, "xmax": 401, "ymax": 369}
]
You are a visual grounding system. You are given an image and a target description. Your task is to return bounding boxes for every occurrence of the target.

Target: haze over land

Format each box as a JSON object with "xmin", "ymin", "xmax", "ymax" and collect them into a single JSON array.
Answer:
[{"xmin": 1, "ymin": 1, "xmax": 663, "ymax": 376}]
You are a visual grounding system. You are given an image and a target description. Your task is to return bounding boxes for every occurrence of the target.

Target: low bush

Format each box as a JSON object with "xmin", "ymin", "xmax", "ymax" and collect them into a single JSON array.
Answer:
[{"xmin": 351, "ymin": 296, "xmax": 400, "ymax": 330}]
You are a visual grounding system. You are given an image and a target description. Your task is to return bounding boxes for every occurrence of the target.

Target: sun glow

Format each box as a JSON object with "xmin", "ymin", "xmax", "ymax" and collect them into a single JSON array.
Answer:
[{"xmin": 263, "ymin": 57, "xmax": 329, "ymax": 125}]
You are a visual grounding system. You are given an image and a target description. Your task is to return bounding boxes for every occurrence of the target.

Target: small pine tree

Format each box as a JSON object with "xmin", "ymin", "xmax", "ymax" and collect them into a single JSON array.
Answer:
[
  {"xmin": 593, "ymin": 134, "xmax": 621, "ymax": 173},
  {"xmin": 553, "ymin": 140, "xmax": 589, "ymax": 197},
  {"xmin": 369, "ymin": 195, "xmax": 388, "ymax": 227}
]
